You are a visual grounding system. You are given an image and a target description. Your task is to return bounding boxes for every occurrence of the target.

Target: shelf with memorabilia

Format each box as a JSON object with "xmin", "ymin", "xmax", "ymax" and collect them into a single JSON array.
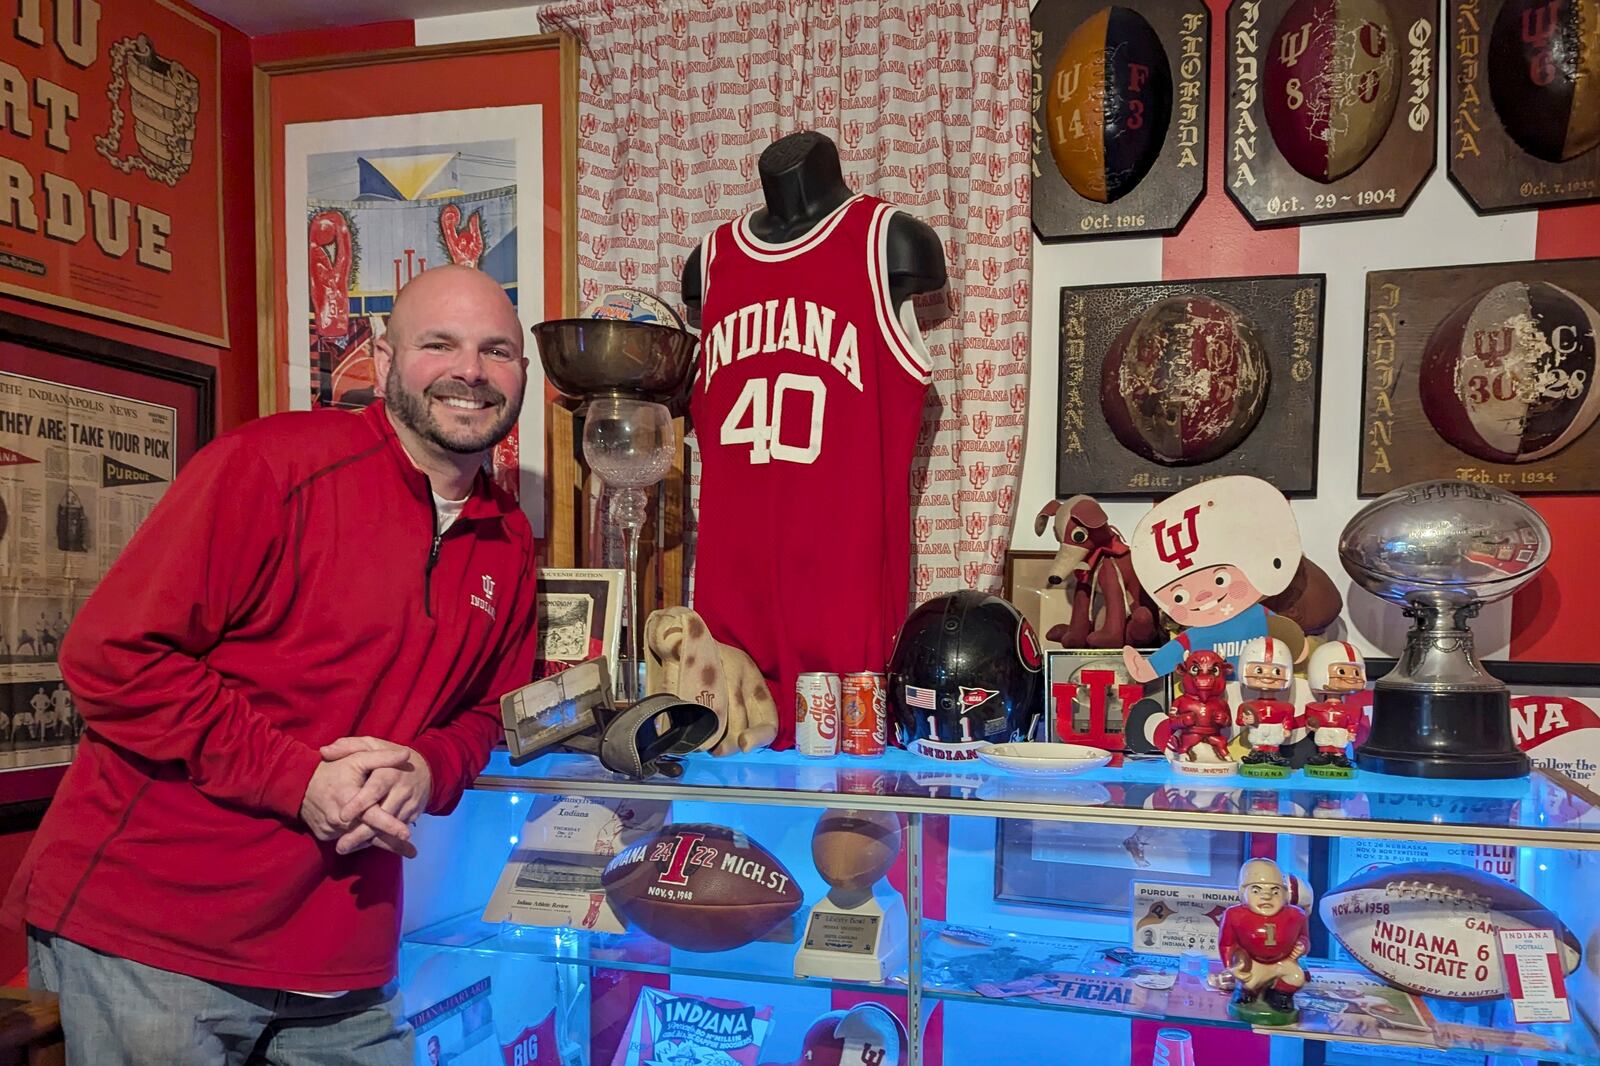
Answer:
[
  {"xmin": 405, "ymin": 473, "xmax": 1600, "ymax": 1063},
  {"xmin": 921, "ymin": 922, "xmax": 1598, "ymax": 1064},
  {"xmin": 401, "ymin": 770, "xmax": 1600, "ymax": 1065},
  {"xmin": 928, "ymin": 799, "xmax": 1600, "ymax": 1064},
  {"xmin": 403, "ymin": 908, "xmax": 910, "ymax": 999},
  {"xmin": 473, "ymin": 748, "xmax": 1600, "ymax": 850}
]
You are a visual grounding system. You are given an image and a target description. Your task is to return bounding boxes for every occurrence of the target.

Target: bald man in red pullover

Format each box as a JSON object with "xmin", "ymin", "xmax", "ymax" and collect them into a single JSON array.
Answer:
[{"xmin": 4, "ymin": 267, "xmax": 540, "ymax": 1064}]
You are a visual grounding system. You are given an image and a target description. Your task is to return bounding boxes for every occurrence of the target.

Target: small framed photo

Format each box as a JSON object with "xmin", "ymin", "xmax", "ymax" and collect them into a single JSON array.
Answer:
[
  {"xmin": 1003, "ymin": 549, "xmax": 1074, "ymax": 651},
  {"xmin": 1045, "ymin": 649, "xmax": 1169, "ymax": 748},
  {"xmin": 997, "ymin": 818, "xmax": 1246, "ymax": 913},
  {"xmin": 534, "ymin": 568, "xmax": 624, "ymax": 682}
]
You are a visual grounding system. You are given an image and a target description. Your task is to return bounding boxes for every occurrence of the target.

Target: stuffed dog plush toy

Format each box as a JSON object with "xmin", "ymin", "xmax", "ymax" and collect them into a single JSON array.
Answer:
[{"xmin": 644, "ymin": 607, "xmax": 779, "ymax": 756}]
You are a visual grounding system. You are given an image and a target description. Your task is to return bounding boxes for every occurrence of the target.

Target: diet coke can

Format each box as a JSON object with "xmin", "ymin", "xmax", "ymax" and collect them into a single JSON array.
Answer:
[
  {"xmin": 795, "ymin": 672, "xmax": 841, "ymax": 757},
  {"xmin": 841, "ymin": 672, "xmax": 887, "ymax": 757}
]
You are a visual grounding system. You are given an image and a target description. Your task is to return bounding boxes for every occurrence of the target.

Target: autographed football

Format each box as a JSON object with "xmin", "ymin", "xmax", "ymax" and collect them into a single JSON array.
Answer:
[
  {"xmin": 1101, "ymin": 295, "xmax": 1270, "ymax": 464},
  {"xmin": 1319, "ymin": 862, "xmax": 1581, "ymax": 999},
  {"xmin": 1488, "ymin": 0, "xmax": 1600, "ymax": 163},
  {"xmin": 1045, "ymin": 5, "xmax": 1173, "ymax": 203},
  {"xmin": 1264, "ymin": 0, "xmax": 1400, "ymax": 183},
  {"xmin": 601, "ymin": 823, "xmax": 802, "ymax": 952},
  {"xmin": 1419, "ymin": 280, "xmax": 1600, "ymax": 464}
]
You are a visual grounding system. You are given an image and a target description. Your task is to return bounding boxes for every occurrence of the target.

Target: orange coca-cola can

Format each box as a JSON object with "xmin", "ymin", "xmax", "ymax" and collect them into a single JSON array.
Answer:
[{"xmin": 841, "ymin": 672, "xmax": 887, "ymax": 757}]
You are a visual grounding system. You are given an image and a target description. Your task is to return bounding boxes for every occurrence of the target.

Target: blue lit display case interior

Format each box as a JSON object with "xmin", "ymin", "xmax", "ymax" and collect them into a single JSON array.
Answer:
[{"xmin": 400, "ymin": 747, "xmax": 1600, "ymax": 1065}]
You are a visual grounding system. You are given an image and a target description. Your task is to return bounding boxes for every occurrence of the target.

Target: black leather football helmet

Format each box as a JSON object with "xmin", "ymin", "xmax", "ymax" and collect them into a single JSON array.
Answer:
[{"xmin": 888, "ymin": 590, "xmax": 1044, "ymax": 760}]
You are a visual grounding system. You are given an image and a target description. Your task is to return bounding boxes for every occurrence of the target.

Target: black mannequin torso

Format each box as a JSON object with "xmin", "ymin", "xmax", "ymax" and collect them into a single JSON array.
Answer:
[{"xmin": 680, "ymin": 131, "xmax": 947, "ymax": 328}]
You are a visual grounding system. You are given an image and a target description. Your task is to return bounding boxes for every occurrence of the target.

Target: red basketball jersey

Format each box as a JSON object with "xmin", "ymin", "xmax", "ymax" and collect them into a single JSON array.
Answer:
[{"xmin": 690, "ymin": 194, "xmax": 932, "ymax": 749}]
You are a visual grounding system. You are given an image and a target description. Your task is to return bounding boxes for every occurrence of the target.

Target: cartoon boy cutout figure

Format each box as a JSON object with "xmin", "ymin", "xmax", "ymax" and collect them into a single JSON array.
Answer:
[{"xmin": 1122, "ymin": 476, "xmax": 1304, "ymax": 684}]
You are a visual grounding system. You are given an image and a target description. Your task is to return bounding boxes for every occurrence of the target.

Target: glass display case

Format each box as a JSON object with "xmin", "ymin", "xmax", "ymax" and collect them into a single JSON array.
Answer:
[{"xmin": 401, "ymin": 748, "xmax": 1600, "ymax": 1065}]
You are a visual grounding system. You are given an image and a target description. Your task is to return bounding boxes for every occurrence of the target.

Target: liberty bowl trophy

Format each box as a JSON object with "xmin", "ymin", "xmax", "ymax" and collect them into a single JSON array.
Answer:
[
  {"xmin": 1338, "ymin": 480, "xmax": 1549, "ymax": 779},
  {"xmin": 532, "ymin": 314, "xmax": 698, "ymax": 701}
]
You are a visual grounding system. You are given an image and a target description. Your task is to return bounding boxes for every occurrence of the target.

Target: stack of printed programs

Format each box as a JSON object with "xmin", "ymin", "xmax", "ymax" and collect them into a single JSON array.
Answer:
[{"xmin": 482, "ymin": 795, "xmax": 668, "ymax": 934}]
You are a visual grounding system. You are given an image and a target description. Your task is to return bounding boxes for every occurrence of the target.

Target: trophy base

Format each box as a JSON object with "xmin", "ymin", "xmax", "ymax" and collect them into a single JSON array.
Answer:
[
  {"xmin": 793, "ymin": 883, "xmax": 908, "ymax": 984},
  {"xmin": 1356, "ymin": 686, "xmax": 1529, "ymax": 780}
]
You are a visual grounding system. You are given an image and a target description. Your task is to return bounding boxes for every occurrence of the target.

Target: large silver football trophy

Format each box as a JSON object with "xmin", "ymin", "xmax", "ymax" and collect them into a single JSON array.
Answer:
[
  {"xmin": 532, "ymin": 318, "xmax": 697, "ymax": 702},
  {"xmin": 1339, "ymin": 480, "xmax": 1549, "ymax": 779}
]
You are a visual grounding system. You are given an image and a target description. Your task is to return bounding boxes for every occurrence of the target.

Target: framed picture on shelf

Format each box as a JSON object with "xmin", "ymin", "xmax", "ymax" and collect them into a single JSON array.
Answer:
[
  {"xmin": 0, "ymin": 314, "xmax": 216, "ymax": 779},
  {"xmin": 1002, "ymin": 549, "xmax": 1073, "ymax": 651},
  {"xmin": 254, "ymin": 34, "xmax": 579, "ymax": 537},
  {"xmin": 1044, "ymin": 648, "xmax": 1169, "ymax": 748},
  {"xmin": 997, "ymin": 816, "xmax": 1246, "ymax": 913},
  {"xmin": 533, "ymin": 568, "xmax": 625, "ymax": 683}
]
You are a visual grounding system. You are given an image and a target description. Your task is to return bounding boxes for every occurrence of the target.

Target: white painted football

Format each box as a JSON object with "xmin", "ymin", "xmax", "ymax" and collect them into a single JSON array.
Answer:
[{"xmin": 1319, "ymin": 861, "xmax": 1581, "ymax": 1000}]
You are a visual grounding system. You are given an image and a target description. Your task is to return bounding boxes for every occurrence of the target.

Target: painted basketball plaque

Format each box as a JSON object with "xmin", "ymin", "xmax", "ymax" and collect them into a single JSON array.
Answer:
[
  {"xmin": 1448, "ymin": 0, "xmax": 1600, "ymax": 212},
  {"xmin": 1032, "ymin": 0, "xmax": 1209, "ymax": 240},
  {"xmin": 1228, "ymin": 0, "xmax": 1438, "ymax": 225},
  {"xmin": 1059, "ymin": 275, "xmax": 1324, "ymax": 497},
  {"xmin": 1360, "ymin": 258, "xmax": 1600, "ymax": 494}
]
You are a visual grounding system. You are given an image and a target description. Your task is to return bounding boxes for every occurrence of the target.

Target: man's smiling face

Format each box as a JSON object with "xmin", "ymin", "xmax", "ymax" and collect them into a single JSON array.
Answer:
[{"xmin": 375, "ymin": 266, "xmax": 527, "ymax": 457}]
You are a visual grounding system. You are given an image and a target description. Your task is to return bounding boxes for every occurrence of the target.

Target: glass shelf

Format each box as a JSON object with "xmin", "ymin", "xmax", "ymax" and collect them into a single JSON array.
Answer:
[
  {"xmin": 474, "ymin": 748, "xmax": 1600, "ymax": 849},
  {"xmin": 403, "ymin": 910, "xmax": 909, "ymax": 998},
  {"xmin": 920, "ymin": 922, "xmax": 1600, "ymax": 1064}
]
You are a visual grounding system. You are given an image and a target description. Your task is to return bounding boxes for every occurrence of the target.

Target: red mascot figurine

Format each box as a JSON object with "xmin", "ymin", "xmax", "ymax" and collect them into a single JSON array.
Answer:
[{"xmin": 1166, "ymin": 650, "xmax": 1234, "ymax": 764}]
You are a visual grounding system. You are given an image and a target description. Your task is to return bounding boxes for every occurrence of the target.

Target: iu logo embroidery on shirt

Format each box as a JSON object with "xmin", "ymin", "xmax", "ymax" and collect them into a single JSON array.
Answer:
[{"xmin": 470, "ymin": 573, "xmax": 497, "ymax": 620}]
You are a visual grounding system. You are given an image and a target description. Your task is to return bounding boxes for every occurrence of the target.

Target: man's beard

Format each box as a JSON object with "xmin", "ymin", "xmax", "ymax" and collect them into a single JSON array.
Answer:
[{"xmin": 384, "ymin": 364, "xmax": 522, "ymax": 454}]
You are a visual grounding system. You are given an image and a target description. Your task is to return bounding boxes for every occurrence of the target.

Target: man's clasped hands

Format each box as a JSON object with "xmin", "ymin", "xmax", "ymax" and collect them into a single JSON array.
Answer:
[{"xmin": 299, "ymin": 737, "xmax": 433, "ymax": 857}]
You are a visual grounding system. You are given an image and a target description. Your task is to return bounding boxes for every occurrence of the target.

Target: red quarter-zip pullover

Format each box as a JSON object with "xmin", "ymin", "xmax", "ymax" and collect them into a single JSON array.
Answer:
[{"xmin": 3, "ymin": 402, "xmax": 538, "ymax": 991}]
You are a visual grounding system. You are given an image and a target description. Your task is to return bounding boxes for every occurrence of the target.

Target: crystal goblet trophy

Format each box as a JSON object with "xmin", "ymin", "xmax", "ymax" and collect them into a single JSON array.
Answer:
[
  {"xmin": 1338, "ymin": 479, "xmax": 1550, "ymax": 779},
  {"xmin": 583, "ymin": 398, "xmax": 675, "ymax": 701},
  {"xmin": 531, "ymin": 318, "xmax": 698, "ymax": 703}
]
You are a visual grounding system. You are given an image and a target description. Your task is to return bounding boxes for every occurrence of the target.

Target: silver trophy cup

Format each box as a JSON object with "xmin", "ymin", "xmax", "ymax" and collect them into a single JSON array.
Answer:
[{"xmin": 1338, "ymin": 480, "xmax": 1549, "ymax": 779}]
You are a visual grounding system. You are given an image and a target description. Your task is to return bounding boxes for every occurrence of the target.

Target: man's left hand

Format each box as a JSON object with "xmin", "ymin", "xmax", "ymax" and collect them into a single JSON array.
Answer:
[{"xmin": 319, "ymin": 736, "xmax": 433, "ymax": 856}]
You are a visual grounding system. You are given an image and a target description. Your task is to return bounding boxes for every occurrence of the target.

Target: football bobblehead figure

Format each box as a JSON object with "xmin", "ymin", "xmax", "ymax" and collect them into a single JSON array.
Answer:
[
  {"xmin": 679, "ymin": 132, "xmax": 947, "ymax": 750},
  {"xmin": 1234, "ymin": 636, "xmax": 1297, "ymax": 766},
  {"xmin": 1305, "ymin": 640, "xmax": 1367, "ymax": 768},
  {"xmin": 1218, "ymin": 858, "xmax": 1310, "ymax": 1025},
  {"xmin": 1123, "ymin": 476, "xmax": 1304, "ymax": 684}
]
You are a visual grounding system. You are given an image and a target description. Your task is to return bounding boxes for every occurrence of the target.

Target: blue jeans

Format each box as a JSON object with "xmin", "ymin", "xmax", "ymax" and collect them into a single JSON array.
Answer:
[{"xmin": 28, "ymin": 928, "xmax": 412, "ymax": 1065}]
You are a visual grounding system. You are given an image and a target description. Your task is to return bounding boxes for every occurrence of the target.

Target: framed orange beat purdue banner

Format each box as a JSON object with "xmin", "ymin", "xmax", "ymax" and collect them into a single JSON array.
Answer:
[
  {"xmin": 0, "ymin": 0, "xmax": 227, "ymax": 345},
  {"xmin": 254, "ymin": 34, "xmax": 578, "ymax": 537}
]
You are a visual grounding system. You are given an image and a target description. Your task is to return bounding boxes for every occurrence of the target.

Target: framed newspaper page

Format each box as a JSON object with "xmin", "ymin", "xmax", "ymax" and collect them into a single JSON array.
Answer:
[{"xmin": 0, "ymin": 313, "xmax": 214, "ymax": 780}]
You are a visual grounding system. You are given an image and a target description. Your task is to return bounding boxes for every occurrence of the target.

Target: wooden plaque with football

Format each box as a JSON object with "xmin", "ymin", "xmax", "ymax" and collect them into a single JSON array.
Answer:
[
  {"xmin": 1448, "ymin": 0, "xmax": 1600, "ymax": 213},
  {"xmin": 1227, "ymin": 0, "xmax": 1439, "ymax": 226},
  {"xmin": 1359, "ymin": 258, "xmax": 1600, "ymax": 495},
  {"xmin": 1031, "ymin": 0, "xmax": 1210, "ymax": 241},
  {"xmin": 1059, "ymin": 275, "xmax": 1325, "ymax": 498}
]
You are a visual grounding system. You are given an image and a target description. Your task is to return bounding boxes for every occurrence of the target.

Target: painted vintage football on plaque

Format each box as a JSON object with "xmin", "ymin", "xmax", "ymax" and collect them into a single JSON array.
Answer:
[
  {"xmin": 1449, "ymin": 0, "xmax": 1600, "ymax": 211},
  {"xmin": 1032, "ymin": 0, "xmax": 1209, "ymax": 240},
  {"xmin": 1227, "ymin": 0, "xmax": 1437, "ymax": 225},
  {"xmin": 1059, "ymin": 275, "xmax": 1324, "ymax": 497},
  {"xmin": 1360, "ymin": 258, "xmax": 1600, "ymax": 494}
]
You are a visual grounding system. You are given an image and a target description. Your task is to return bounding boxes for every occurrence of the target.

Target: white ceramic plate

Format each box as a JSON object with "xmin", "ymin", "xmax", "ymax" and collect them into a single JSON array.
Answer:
[{"xmin": 975, "ymin": 742, "xmax": 1113, "ymax": 776}]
